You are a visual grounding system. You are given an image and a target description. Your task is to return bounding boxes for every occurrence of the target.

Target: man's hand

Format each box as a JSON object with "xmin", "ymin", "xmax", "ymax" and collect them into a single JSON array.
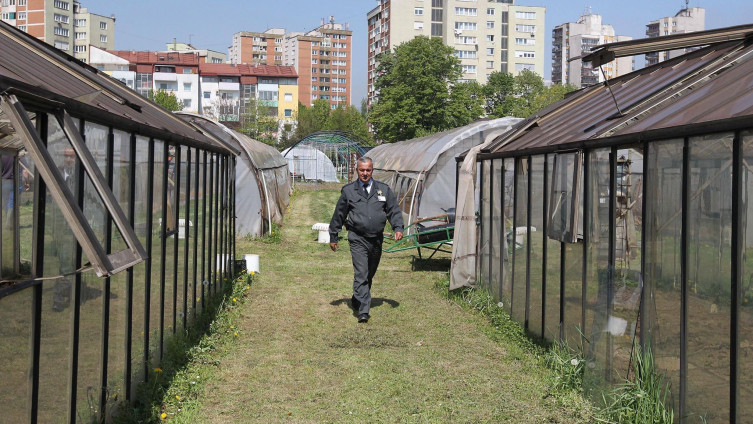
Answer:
[
  {"xmin": 330, "ymin": 242, "xmax": 339, "ymax": 252},
  {"xmin": 394, "ymin": 232, "xmax": 403, "ymax": 241}
]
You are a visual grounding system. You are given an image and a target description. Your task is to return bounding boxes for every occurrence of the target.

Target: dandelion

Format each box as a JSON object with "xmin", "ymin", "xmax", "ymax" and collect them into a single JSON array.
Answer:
[
  {"xmin": 176, "ymin": 395, "xmax": 181, "ymax": 400},
  {"xmin": 250, "ymin": 271, "xmax": 256, "ymax": 276},
  {"xmin": 570, "ymin": 358, "xmax": 579, "ymax": 366},
  {"xmin": 232, "ymin": 297, "xmax": 237, "ymax": 302},
  {"xmin": 154, "ymin": 367, "xmax": 163, "ymax": 373},
  {"xmin": 160, "ymin": 413, "xmax": 167, "ymax": 420},
  {"xmin": 196, "ymin": 297, "xmax": 201, "ymax": 302},
  {"xmin": 230, "ymin": 325, "xmax": 235, "ymax": 329},
  {"xmin": 234, "ymin": 332, "xmax": 239, "ymax": 336},
  {"xmin": 246, "ymin": 285, "xmax": 250, "ymax": 290}
]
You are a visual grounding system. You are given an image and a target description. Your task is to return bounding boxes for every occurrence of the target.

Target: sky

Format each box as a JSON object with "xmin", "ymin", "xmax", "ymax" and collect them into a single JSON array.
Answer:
[{"xmin": 95, "ymin": 0, "xmax": 752, "ymax": 106}]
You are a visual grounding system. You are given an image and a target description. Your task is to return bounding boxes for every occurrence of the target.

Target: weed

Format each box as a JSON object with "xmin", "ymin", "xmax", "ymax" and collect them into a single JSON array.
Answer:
[
  {"xmin": 597, "ymin": 341, "xmax": 674, "ymax": 424},
  {"xmin": 545, "ymin": 337, "xmax": 586, "ymax": 393}
]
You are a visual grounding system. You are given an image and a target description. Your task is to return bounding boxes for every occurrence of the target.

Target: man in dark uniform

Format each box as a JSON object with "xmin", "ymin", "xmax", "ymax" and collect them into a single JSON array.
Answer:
[{"xmin": 329, "ymin": 157, "xmax": 403, "ymax": 323}]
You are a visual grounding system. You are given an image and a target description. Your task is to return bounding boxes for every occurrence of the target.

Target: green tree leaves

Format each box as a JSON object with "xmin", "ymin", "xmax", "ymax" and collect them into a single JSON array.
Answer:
[
  {"xmin": 149, "ymin": 89, "xmax": 182, "ymax": 112},
  {"xmin": 290, "ymin": 99, "xmax": 373, "ymax": 149}
]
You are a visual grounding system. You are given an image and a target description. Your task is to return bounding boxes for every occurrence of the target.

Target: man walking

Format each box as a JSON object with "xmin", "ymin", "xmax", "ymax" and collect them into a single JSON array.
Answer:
[{"xmin": 329, "ymin": 157, "xmax": 403, "ymax": 323}]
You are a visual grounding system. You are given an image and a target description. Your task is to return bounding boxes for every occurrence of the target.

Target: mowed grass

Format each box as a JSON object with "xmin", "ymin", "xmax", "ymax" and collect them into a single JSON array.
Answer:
[{"xmin": 164, "ymin": 183, "xmax": 593, "ymax": 423}]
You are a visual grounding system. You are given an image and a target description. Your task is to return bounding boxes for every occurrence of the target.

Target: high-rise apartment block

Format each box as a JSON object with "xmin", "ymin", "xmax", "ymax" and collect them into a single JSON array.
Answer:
[
  {"xmin": 645, "ymin": 6, "xmax": 705, "ymax": 66},
  {"xmin": 229, "ymin": 19, "xmax": 352, "ymax": 108},
  {"xmin": 367, "ymin": 0, "xmax": 545, "ymax": 106},
  {"xmin": 552, "ymin": 12, "xmax": 632, "ymax": 88},
  {"xmin": 0, "ymin": 0, "xmax": 114, "ymax": 63}
]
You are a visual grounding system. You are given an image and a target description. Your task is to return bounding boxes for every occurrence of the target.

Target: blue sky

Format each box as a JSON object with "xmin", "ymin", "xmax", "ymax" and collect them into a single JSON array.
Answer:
[{"xmin": 97, "ymin": 1, "xmax": 751, "ymax": 105}]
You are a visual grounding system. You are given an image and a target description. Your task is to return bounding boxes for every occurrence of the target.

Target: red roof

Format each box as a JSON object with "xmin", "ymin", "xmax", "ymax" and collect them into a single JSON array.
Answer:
[
  {"xmin": 108, "ymin": 50, "xmax": 200, "ymax": 66},
  {"xmin": 199, "ymin": 63, "xmax": 297, "ymax": 79}
]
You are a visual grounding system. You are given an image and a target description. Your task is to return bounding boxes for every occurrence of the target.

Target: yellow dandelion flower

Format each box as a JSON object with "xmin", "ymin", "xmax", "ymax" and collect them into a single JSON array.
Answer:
[
  {"xmin": 234, "ymin": 332, "xmax": 239, "ymax": 336},
  {"xmin": 196, "ymin": 297, "xmax": 201, "ymax": 302},
  {"xmin": 250, "ymin": 271, "xmax": 256, "ymax": 276},
  {"xmin": 232, "ymin": 297, "xmax": 237, "ymax": 302},
  {"xmin": 176, "ymin": 395, "xmax": 181, "ymax": 400},
  {"xmin": 161, "ymin": 412, "xmax": 167, "ymax": 420},
  {"xmin": 230, "ymin": 325, "xmax": 235, "ymax": 329},
  {"xmin": 154, "ymin": 367, "xmax": 163, "ymax": 373}
]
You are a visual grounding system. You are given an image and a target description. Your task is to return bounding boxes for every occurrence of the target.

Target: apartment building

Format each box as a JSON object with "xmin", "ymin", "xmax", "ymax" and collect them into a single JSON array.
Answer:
[
  {"xmin": 367, "ymin": 0, "xmax": 545, "ymax": 106},
  {"xmin": 98, "ymin": 49, "xmax": 298, "ymax": 123},
  {"xmin": 0, "ymin": 0, "xmax": 114, "ymax": 63},
  {"xmin": 552, "ymin": 12, "xmax": 632, "ymax": 88},
  {"xmin": 166, "ymin": 41, "xmax": 226, "ymax": 64},
  {"xmin": 230, "ymin": 19, "xmax": 352, "ymax": 108},
  {"xmin": 645, "ymin": 6, "xmax": 705, "ymax": 66}
]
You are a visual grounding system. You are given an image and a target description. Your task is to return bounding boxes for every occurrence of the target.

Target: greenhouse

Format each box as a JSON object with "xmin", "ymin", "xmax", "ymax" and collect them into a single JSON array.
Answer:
[
  {"xmin": 0, "ymin": 22, "xmax": 236, "ymax": 422},
  {"xmin": 457, "ymin": 25, "xmax": 753, "ymax": 423},
  {"xmin": 176, "ymin": 113, "xmax": 291, "ymax": 237},
  {"xmin": 367, "ymin": 117, "xmax": 521, "ymax": 228},
  {"xmin": 282, "ymin": 131, "xmax": 368, "ymax": 183}
]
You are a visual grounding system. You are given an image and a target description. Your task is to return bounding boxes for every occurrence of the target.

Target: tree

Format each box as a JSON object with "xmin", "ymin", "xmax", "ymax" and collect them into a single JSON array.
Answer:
[
  {"xmin": 483, "ymin": 72, "xmax": 515, "ymax": 117},
  {"xmin": 239, "ymin": 97, "xmax": 279, "ymax": 146},
  {"xmin": 293, "ymin": 100, "xmax": 374, "ymax": 146},
  {"xmin": 149, "ymin": 89, "xmax": 182, "ymax": 112},
  {"xmin": 369, "ymin": 36, "xmax": 483, "ymax": 143}
]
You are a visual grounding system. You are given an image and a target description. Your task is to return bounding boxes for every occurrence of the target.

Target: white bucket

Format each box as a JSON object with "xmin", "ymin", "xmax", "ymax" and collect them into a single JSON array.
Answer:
[
  {"xmin": 244, "ymin": 254, "xmax": 260, "ymax": 273},
  {"xmin": 312, "ymin": 223, "xmax": 330, "ymax": 244}
]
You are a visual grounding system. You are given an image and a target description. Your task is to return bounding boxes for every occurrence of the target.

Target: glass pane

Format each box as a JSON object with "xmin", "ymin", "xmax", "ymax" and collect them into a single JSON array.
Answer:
[
  {"xmin": 175, "ymin": 146, "xmax": 187, "ymax": 333},
  {"xmin": 490, "ymin": 159, "xmax": 503, "ymax": 300},
  {"xmin": 512, "ymin": 158, "xmax": 528, "ymax": 324},
  {"xmin": 107, "ymin": 129, "xmax": 130, "ymax": 411},
  {"xmin": 479, "ymin": 160, "xmax": 491, "ymax": 288},
  {"xmin": 131, "ymin": 135, "xmax": 149, "ymax": 398},
  {"xmin": 164, "ymin": 144, "xmax": 177, "ymax": 349},
  {"xmin": 686, "ymin": 133, "xmax": 733, "ymax": 422},
  {"xmin": 150, "ymin": 140, "xmax": 164, "ymax": 366},
  {"xmin": 563, "ymin": 160, "xmax": 584, "ymax": 346},
  {"xmin": 549, "ymin": 152, "xmax": 578, "ymax": 242},
  {"xmin": 502, "ymin": 158, "xmax": 514, "ymax": 312},
  {"xmin": 39, "ymin": 112, "xmax": 76, "ymax": 421},
  {"xmin": 545, "ymin": 154, "xmax": 561, "ymax": 341},
  {"xmin": 19, "ymin": 149, "xmax": 35, "ymax": 276},
  {"xmin": 0, "ymin": 289, "xmax": 32, "ymax": 423},
  {"xmin": 76, "ymin": 272, "xmax": 103, "ymax": 423},
  {"xmin": 529, "ymin": 155, "xmax": 545, "ymax": 338},
  {"xmin": 740, "ymin": 130, "xmax": 753, "ymax": 424},
  {"xmin": 83, "ymin": 122, "xmax": 108, "ymax": 247},
  {"xmin": 645, "ymin": 139, "xmax": 683, "ymax": 417}
]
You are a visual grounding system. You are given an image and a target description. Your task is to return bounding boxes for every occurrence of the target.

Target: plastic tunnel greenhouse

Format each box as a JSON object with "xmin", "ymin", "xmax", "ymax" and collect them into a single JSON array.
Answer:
[
  {"xmin": 177, "ymin": 113, "xmax": 291, "ymax": 237},
  {"xmin": 367, "ymin": 117, "xmax": 521, "ymax": 230},
  {"xmin": 282, "ymin": 131, "xmax": 368, "ymax": 183}
]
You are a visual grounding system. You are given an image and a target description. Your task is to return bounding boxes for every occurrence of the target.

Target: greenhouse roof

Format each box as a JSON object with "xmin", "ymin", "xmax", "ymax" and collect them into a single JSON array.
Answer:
[
  {"xmin": 483, "ymin": 27, "xmax": 753, "ymax": 158},
  {"xmin": 284, "ymin": 131, "xmax": 368, "ymax": 157}
]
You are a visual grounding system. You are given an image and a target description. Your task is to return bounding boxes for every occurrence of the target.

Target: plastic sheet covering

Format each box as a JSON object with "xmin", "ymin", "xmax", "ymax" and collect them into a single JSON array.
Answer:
[
  {"xmin": 175, "ymin": 113, "xmax": 291, "ymax": 237},
  {"xmin": 282, "ymin": 145, "xmax": 338, "ymax": 182},
  {"xmin": 369, "ymin": 118, "xmax": 522, "ymax": 228},
  {"xmin": 450, "ymin": 120, "xmax": 522, "ymax": 290}
]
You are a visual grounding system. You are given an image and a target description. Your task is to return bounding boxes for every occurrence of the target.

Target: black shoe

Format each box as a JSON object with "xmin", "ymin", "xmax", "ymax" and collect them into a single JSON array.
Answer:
[
  {"xmin": 358, "ymin": 313, "xmax": 370, "ymax": 323},
  {"xmin": 351, "ymin": 296, "xmax": 361, "ymax": 311}
]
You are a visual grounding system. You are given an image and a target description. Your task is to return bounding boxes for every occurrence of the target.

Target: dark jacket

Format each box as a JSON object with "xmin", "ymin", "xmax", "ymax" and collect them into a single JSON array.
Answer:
[{"xmin": 329, "ymin": 179, "xmax": 404, "ymax": 242}]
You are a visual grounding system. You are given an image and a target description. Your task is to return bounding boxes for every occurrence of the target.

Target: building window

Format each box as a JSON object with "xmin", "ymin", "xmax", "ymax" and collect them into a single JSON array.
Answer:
[
  {"xmin": 54, "ymin": 0, "xmax": 69, "ymax": 10},
  {"xmin": 17, "ymin": 25, "xmax": 25, "ymax": 31},
  {"xmin": 414, "ymin": 7, "xmax": 423, "ymax": 15},
  {"xmin": 462, "ymin": 65, "xmax": 477, "ymax": 74},
  {"xmin": 284, "ymin": 109, "xmax": 292, "ymax": 117},
  {"xmin": 487, "ymin": 21, "xmax": 494, "ymax": 29},
  {"xmin": 17, "ymin": 11, "xmax": 25, "ymax": 20},
  {"xmin": 73, "ymin": 45, "xmax": 86, "ymax": 53},
  {"xmin": 515, "ymin": 63, "xmax": 535, "ymax": 72},
  {"xmin": 515, "ymin": 11, "xmax": 536, "ymax": 19},
  {"xmin": 414, "ymin": 21, "xmax": 424, "ymax": 30},
  {"xmin": 100, "ymin": 34, "xmax": 107, "ymax": 43},
  {"xmin": 54, "ymin": 41, "xmax": 70, "ymax": 51},
  {"xmin": 311, "ymin": 58, "xmax": 318, "ymax": 64},
  {"xmin": 515, "ymin": 51, "xmax": 536, "ymax": 58},
  {"xmin": 516, "ymin": 24, "xmax": 536, "ymax": 33},
  {"xmin": 456, "ymin": 50, "xmax": 477, "ymax": 59},
  {"xmin": 486, "ymin": 60, "xmax": 494, "ymax": 69},
  {"xmin": 183, "ymin": 83, "xmax": 191, "ymax": 91},
  {"xmin": 486, "ymin": 47, "xmax": 494, "ymax": 55},
  {"xmin": 53, "ymin": 27, "xmax": 69, "ymax": 36},
  {"xmin": 487, "ymin": 35, "xmax": 495, "ymax": 42},
  {"xmin": 99, "ymin": 21, "xmax": 107, "ymax": 30},
  {"xmin": 515, "ymin": 38, "xmax": 535, "ymax": 46},
  {"xmin": 74, "ymin": 18, "xmax": 85, "ymax": 26},
  {"xmin": 182, "ymin": 68, "xmax": 192, "ymax": 74},
  {"xmin": 458, "ymin": 36, "xmax": 477, "ymax": 45},
  {"xmin": 75, "ymin": 32, "xmax": 86, "ymax": 40},
  {"xmin": 455, "ymin": 7, "xmax": 477, "ymax": 16},
  {"xmin": 455, "ymin": 22, "xmax": 477, "ymax": 31},
  {"xmin": 53, "ymin": 13, "xmax": 69, "ymax": 24},
  {"xmin": 487, "ymin": 8, "xmax": 495, "ymax": 15},
  {"xmin": 203, "ymin": 92, "xmax": 210, "ymax": 99},
  {"xmin": 284, "ymin": 93, "xmax": 293, "ymax": 102}
]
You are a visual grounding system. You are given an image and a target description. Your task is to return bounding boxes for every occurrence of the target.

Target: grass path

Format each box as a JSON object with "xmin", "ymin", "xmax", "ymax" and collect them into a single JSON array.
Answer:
[{"xmin": 171, "ymin": 185, "xmax": 591, "ymax": 423}]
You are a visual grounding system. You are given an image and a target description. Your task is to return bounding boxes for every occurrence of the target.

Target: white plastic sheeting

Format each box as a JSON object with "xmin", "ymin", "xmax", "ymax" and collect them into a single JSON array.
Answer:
[
  {"xmin": 367, "ymin": 118, "xmax": 521, "ymax": 230},
  {"xmin": 176, "ymin": 113, "xmax": 291, "ymax": 237},
  {"xmin": 281, "ymin": 145, "xmax": 338, "ymax": 182}
]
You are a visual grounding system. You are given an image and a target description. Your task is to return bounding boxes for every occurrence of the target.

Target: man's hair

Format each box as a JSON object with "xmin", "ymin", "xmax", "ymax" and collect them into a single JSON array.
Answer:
[{"xmin": 357, "ymin": 156, "xmax": 373, "ymax": 165}]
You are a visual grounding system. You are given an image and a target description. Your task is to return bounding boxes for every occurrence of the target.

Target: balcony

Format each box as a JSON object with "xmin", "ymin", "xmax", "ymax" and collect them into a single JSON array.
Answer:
[{"xmin": 218, "ymin": 82, "xmax": 239, "ymax": 91}]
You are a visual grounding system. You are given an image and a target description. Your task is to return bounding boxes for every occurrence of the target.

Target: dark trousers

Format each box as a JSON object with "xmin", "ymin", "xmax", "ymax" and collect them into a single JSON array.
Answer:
[{"xmin": 348, "ymin": 232, "xmax": 383, "ymax": 315}]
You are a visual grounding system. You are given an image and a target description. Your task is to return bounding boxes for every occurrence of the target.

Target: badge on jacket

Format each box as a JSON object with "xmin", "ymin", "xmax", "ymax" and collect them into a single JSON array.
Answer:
[{"xmin": 377, "ymin": 189, "xmax": 386, "ymax": 202}]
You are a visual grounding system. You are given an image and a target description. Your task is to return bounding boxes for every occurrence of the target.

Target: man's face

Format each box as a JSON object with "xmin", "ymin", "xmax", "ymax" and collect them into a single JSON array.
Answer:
[
  {"xmin": 63, "ymin": 148, "xmax": 76, "ymax": 172},
  {"xmin": 357, "ymin": 161, "xmax": 373, "ymax": 184}
]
